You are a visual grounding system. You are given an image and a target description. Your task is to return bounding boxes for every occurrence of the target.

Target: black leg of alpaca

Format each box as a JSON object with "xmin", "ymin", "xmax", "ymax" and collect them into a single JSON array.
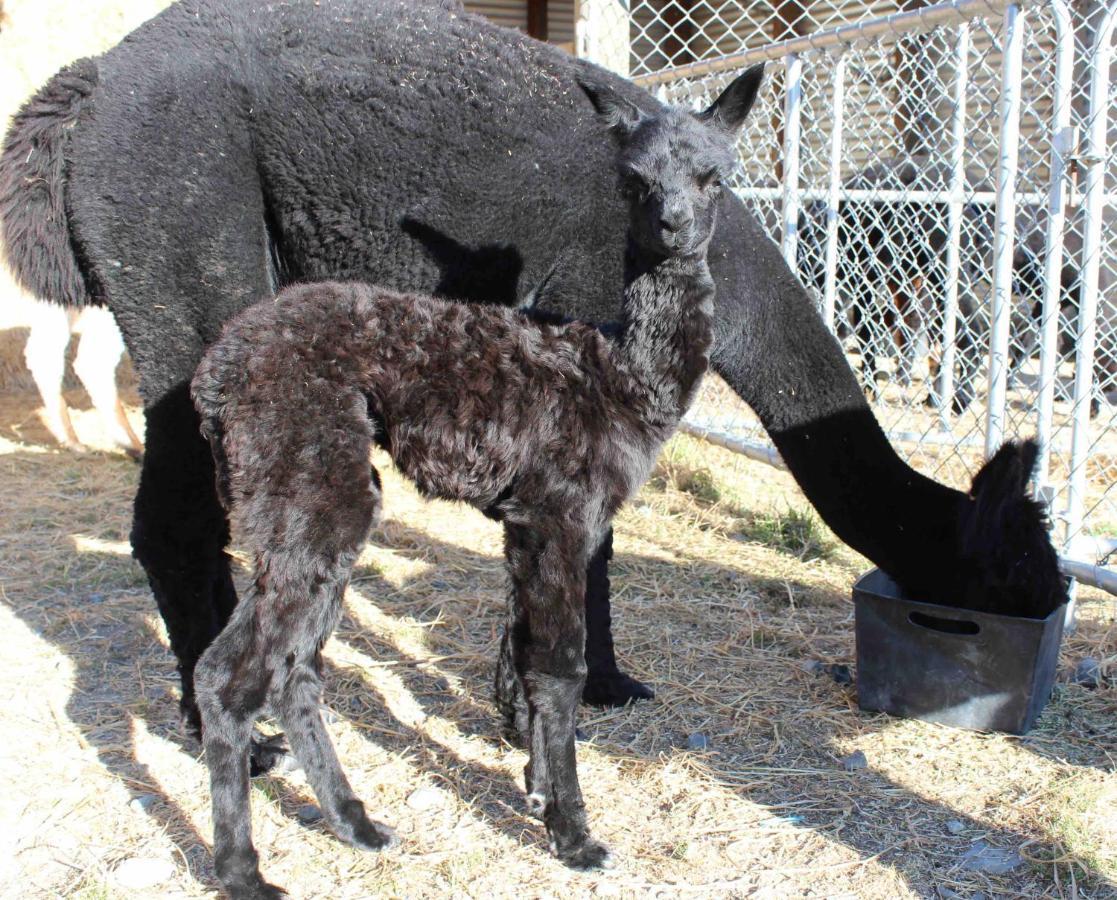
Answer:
[
  {"xmin": 131, "ymin": 387, "xmax": 292, "ymax": 776},
  {"xmin": 495, "ymin": 612, "xmax": 531, "ymax": 746},
  {"xmin": 195, "ymin": 595, "xmax": 282, "ymax": 900},
  {"xmin": 131, "ymin": 386, "xmax": 239, "ymax": 737},
  {"xmin": 495, "ymin": 530, "xmax": 652, "ymax": 745},
  {"xmin": 583, "ymin": 530, "xmax": 653, "ymax": 706},
  {"xmin": 271, "ymin": 571, "xmax": 398, "ymax": 854},
  {"xmin": 197, "ymin": 501, "xmax": 394, "ymax": 897},
  {"xmin": 504, "ymin": 522, "xmax": 611, "ymax": 870}
]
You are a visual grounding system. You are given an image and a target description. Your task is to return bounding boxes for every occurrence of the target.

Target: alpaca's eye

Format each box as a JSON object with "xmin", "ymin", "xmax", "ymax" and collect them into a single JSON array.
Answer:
[
  {"xmin": 623, "ymin": 176, "xmax": 649, "ymax": 202},
  {"xmin": 699, "ymin": 169, "xmax": 722, "ymax": 191}
]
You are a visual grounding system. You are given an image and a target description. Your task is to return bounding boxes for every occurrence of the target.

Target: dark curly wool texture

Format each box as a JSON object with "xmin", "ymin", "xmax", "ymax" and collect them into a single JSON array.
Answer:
[
  {"xmin": 0, "ymin": 59, "xmax": 100, "ymax": 307},
  {"xmin": 0, "ymin": 0, "xmax": 1065, "ymax": 779},
  {"xmin": 188, "ymin": 73, "xmax": 756, "ymax": 894}
]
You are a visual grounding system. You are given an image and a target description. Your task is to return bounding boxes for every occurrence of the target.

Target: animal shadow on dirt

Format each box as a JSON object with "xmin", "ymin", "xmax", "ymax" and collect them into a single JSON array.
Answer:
[{"xmin": 0, "ymin": 401, "xmax": 1113, "ymax": 895}]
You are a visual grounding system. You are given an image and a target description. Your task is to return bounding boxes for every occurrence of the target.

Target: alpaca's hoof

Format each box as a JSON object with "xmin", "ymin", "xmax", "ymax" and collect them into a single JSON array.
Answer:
[
  {"xmin": 526, "ymin": 792, "xmax": 547, "ymax": 819},
  {"xmin": 180, "ymin": 700, "xmax": 203, "ymax": 745},
  {"xmin": 582, "ymin": 671, "xmax": 654, "ymax": 708},
  {"xmin": 343, "ymin": 817, "xmax": 398, "ymax": 853},
  {"xmin": 225, "ymin": 879, "xmax": 289, "ymax": 900},
  {"xmin": 249, "ymin": 732, "xmax": 296, "ymax": 777},
  {"xmin": 560, "ymin": 838, "xmax": 614, "ymax": 871},
  {"xmin": 219, "ymin": 867, "xmax": 289, "ymax": 900}
]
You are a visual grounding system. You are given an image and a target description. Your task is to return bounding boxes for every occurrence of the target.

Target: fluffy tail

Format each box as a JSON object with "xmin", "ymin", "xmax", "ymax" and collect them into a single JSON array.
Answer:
[{"xmin": 0, "ymin": 58, "xmax": 100, "ymax": 307}]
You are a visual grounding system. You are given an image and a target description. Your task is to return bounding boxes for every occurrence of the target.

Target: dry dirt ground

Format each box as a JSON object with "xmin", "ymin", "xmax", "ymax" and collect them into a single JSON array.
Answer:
[{"xmin": 0, "ymin": 384, "xmax": 1114, "ymax": 900}]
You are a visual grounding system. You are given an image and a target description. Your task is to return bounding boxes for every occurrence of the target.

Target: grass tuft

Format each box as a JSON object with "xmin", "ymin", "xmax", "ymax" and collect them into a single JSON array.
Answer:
[{"xmin": 733, "ymin": 506, "xmax": 835, "ymax": 562}]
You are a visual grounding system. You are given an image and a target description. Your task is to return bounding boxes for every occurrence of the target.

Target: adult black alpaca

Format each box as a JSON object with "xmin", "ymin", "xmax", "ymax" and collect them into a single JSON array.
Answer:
[
  {"xmin": 191, "ymin": 71, "xmax": 759, "ymax": 896},
  {"xmin": 0, "ymin": 0, "xmax": 1064, "ymax": 773}
]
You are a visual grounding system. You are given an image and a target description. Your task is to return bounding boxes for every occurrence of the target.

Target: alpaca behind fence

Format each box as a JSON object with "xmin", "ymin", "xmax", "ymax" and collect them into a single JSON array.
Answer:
[{"xmin": 190, "ymin": 67, "xmax": 765, "ymax": 898}]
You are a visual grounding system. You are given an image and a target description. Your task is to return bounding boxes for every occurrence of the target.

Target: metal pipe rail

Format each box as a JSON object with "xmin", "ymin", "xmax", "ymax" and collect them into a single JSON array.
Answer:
[
  {"xmin": 634, "ymin": 0, "xmax": 1010, "ymax": 87},
  {"xmin": 680, "ymin": 421, "xmax": 1117, "ymax": 595},
  {"xmin": 731, "ymin": 186, "xmax": 1080, "ymax": 206},
  {"xmin": 656, "ymin": 0, "xmax": 1117, "ymax": 601}
]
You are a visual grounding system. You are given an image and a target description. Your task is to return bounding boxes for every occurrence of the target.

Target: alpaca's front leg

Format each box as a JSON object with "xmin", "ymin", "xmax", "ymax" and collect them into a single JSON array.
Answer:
[
  {"xmin": 583, "ymin": 530, "xmax": 655, "ymax": 707},
  {"xmin": 504, "ymin": 523, "xmax": 613, "ymax": 870},
  {"xmin": 495, "ymin": 529, "xmax": 652, "ymax": 744}
]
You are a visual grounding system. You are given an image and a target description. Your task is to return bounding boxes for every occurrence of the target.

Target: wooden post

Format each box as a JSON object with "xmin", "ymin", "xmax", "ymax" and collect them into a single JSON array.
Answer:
[
  {"xmin": 528, "ymin": 0, "xmax": 549, "ymax": 40},
  {"xmin": 771, "ymin": 0, "xmax": 811, "ymax": 180}
]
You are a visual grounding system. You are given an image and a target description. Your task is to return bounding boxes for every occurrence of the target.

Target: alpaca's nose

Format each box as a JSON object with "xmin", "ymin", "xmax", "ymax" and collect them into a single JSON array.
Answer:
[{"xmin": 659, "ymin": 207, "xmax": 693, "ymax": 233}]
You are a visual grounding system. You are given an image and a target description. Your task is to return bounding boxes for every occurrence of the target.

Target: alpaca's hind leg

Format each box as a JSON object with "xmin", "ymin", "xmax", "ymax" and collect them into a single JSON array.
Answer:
[
  {"xmin": 72, "ymin": 306, "xmax": 143, "ymax": 458},
  {"xmin": 274, "ymin": 628, "xmax": 397, "ymax": 853},
  {"xmin": 505, "ymin": 522, "xmax": 612, "ymax": 870},
  {"xmin": 196, "ymin": 598, "xmax": 283, "ymax": 900},
  {"xmin": 133, "ymin": 386, "xmax": 240, "ymax": 740},
  {"xmin": 24, "ymin": 302, "xmax": 83, "ymax": 451}
]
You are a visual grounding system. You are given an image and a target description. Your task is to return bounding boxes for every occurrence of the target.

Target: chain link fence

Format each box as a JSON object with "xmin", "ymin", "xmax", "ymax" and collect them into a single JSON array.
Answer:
[{"xmin": 576, "ymin": 0, "xmax": 1117, "ymax": 596}]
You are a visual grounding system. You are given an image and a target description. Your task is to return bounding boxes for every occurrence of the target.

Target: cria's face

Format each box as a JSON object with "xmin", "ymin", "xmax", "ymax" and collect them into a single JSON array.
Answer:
[
  {"xmin": 580, "ymin": 64, "xmax": 766, "ymax": 259},
  {"xmin": 617, "ymin": 110, "xmax": 735, "ymax": 257}
]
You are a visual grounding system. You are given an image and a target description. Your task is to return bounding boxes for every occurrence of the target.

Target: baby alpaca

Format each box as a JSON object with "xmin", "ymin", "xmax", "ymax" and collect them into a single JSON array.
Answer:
[{"xmin": 191, "ymin": 66, "xmax": 764, "ymax": 898}]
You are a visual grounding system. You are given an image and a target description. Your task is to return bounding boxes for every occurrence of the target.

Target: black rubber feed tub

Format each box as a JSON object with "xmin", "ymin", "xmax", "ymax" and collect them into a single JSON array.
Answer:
[{"xmin": 853, "ymin": 568, "xmax": 1066, "ymax": 734}]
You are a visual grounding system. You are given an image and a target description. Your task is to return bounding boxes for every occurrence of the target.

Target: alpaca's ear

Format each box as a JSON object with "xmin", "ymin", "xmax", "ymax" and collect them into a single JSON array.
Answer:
[
  {"xmin": 579, "ymin": 77, "xmax": 645, "ymax": 137},
  {"xmin": 699, "ymin": 63, "xmax": 765, "ymax": 134},
  {"xmin": 970, "ymin": 439, "xmax": 1038, "ymax": 501}
]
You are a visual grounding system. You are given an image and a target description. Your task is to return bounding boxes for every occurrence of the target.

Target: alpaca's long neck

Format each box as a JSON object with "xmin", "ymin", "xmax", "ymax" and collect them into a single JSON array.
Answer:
[{"xmin": 615, "ymin": 240, "xmax": 715, "ymax": 429}]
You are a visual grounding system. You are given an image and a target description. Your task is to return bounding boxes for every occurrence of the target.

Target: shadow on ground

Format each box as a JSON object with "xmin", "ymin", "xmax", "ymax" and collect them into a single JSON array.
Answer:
[{"xmin": 1, "ymin": 384, "xmax": 1114, "ymax": 896}]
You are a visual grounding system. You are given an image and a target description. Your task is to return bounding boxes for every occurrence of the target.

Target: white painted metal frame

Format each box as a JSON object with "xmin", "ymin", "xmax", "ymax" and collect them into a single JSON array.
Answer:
[
  {"xmin": 655, "ymin": 0, "xmax": 1117, "ymax": 597},
  {"xmin": 1065, "ymin": 1, "xmax": 1117, "ymax": 568},
  {"xmin": 984, "ymin": 2, "xmax": 1025, "ymax": 455},
  {"xmin": 937, "ymin": 23, "xmax": 972, "ymax": 430}
]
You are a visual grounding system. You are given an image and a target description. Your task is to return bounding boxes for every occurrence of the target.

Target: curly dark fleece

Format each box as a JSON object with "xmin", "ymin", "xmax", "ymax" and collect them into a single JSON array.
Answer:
[{"xmin": 189, "ymin": 70, "xmax": 762, "ymax": 896}]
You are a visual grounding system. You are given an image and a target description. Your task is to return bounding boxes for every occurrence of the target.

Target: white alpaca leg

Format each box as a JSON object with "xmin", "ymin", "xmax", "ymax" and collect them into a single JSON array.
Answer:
[
  {"xmin": 72, "ymin": 306, "xmax": 143, "ymax": 457},
  {"xmin": 24, "ymin": 301, "xmax": 83, "ymax": 449}
]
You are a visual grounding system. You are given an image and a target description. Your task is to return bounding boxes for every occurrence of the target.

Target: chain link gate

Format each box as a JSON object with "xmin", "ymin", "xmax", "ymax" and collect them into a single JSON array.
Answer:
[{"xmin": 575, "ymin": 0, "xmax": 1117, "ymax": 598}]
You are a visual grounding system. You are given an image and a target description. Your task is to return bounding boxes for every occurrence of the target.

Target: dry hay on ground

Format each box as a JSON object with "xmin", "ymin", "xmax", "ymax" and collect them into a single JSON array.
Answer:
[{"xmin": 0, "ymin": 386, "xmax": 1114, "ymax": 900}]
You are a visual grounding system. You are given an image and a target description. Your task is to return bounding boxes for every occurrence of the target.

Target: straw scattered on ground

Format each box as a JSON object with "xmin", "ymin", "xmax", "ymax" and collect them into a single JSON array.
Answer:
[{"xmin": 0, "ymin": 383, "xmax": 1114, "ymax": 900}]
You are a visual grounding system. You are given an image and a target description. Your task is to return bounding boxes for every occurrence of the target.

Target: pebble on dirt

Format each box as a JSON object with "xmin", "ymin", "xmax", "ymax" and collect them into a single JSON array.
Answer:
[
  {"xmin": 128, "ymin": 794, "xmax": 157, "ymax": 814},
  {"xmin": 686, "ymin": 733, "xmax": 710, "ymax": 751},
  {"xmin": 1072, "ymin": 656, "xmax": 1103, "ymax": 688},
  {"xmin": 113, "ymin": 857, "xmax": 176, "ymax": 889},
  {"xmin": 296, "ymin": 804, "xmax": 323, "ymax": 824},
  {"xmin": 959, "ymin": 840, "xmax": 1025, "ymax": 875},
  {"xmin": 840, "ymin": 750, "xmax": 868, "ymax": 771}
]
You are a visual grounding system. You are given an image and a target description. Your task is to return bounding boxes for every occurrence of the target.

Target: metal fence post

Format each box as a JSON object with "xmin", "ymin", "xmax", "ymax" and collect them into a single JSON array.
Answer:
[
  {"xmin": 781, "ymin": 52, "xmax": 804, "ymax": 270},
  {"xmin": 938, "ymin": 23, "xmax": 971, "ymax": 430},
  {"xmin": 1035, "ymin": 0, "xmax": 1076, "ymax": 490},
  {"xmin": 985, "ymin": 2, "xmax": 1025, "ymax": 456},
  {"xmin": 1065, "ymin": 3, "xmax": 1117, "ymax": 606},
  {"xmin": 822, "ymin": 52, "xmax": 847, "ymax": 332}
]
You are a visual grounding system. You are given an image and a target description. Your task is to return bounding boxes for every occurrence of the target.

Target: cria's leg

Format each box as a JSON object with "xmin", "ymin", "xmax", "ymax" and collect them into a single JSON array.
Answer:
[
  {"xmin": 505, "ymin": 522, "xmax": 612, "ymax": 871},
  {"xmin": 191, "ymin": 330, "xmax": 388, "ymax": 894},
  {"xmin": 195, "ymin": 596, "xmax": 285, "ymax": 900},
  {"xmin": 495, "ymin": 610, "xmax": 530, "ymax": 745},
  {"xmin": 497, "ymin": 529, "xmax": 651, "ymax": 740},
  {"xmin": 272, "ymin": 566, "xmax": 396, "ymax": 853}
]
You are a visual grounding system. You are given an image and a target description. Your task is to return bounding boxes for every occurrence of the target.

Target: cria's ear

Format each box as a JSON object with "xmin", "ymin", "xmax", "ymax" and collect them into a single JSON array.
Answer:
[
  {"xmin": 698, "ymin": 63, "xmax": 765, "ymax": 134},
  {"xmin": 579, "ymin": 77, "xmax": 645, "ymax": 137}
]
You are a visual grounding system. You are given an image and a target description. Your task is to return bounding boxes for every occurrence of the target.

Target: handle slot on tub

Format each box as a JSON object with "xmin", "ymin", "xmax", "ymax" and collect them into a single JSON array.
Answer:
[{"xmin": 907, "ymin": 611, "xmax": 980, "ymax": 635}]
